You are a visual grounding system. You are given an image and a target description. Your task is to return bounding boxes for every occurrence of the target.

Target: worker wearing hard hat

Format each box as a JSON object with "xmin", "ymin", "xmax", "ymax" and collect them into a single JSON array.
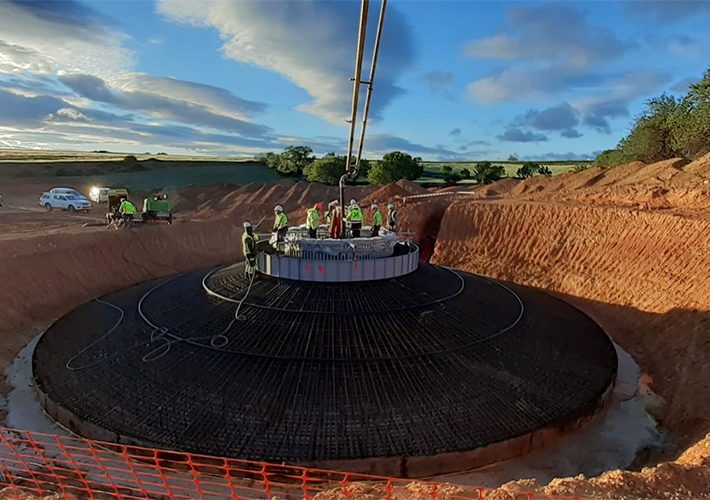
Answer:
[
  {"xmin": 387, "ymin": 203, "xmax": 398, "ymax": 232},
  {"xmin": 347, "ymin": 201, "xmax": 363, "ymax": 238},
  {"xmin": 370, "ymin": 204, "xmax": 383, "ymax": 237},
  {"xmin": 306, "ymin": 203, "xmax": 322, "ymax": 239},
  {"xmin": 272, "ymin": 205, "xmax": 289, "ymax": 252},
  {"xmin": 242, "ymin": 221, "xmax": 260, "ymax": 278},
  {"xmin": 119, "ymin": 197, "xmax": 137, "ymax": 228}
]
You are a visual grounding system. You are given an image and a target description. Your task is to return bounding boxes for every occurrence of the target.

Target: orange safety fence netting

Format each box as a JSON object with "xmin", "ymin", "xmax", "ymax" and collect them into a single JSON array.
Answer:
[{"xmin": 0, "ymin": 427, "xmax": 585, "ymax": 500}]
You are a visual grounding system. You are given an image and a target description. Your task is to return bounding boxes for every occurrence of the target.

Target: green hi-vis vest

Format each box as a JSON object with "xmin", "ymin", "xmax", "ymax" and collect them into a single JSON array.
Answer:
[
  {"xmin": 373, "ymin": 210, "xmax": 382, "ymax": 226},
  {"xmin": 349, "ymin": 208, "xmax": 363, "ymax": 222}
]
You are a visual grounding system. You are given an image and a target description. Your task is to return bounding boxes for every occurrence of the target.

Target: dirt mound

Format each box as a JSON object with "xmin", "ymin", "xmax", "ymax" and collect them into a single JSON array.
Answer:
[
  {"xmin": 682, "ymin": 152, "xmax": 710, "ymax": 178},
  {"xmin": 396, "ymin": 178, "xmax": 427, "ymax": 195},
  {"xmin": 360, "ymin": 183, "xmax": 412, "ymax": 205}
]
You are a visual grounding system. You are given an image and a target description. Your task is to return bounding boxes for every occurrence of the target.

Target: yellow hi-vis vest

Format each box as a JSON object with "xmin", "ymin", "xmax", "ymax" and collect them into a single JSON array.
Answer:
[
  {"xmin": 274, "ymin": 212, "xmax": 288, "ymax": 230},
  {"xmin": 306, "ymin": 208, "xmax": 320, "ymax": 229},
  {"xmin": 348, "ymin": 208, "xmax": 363, "ymax": 222},
  {"xmin": 242, "ymin": 231, "xmax": 259, "ymax": 257}
]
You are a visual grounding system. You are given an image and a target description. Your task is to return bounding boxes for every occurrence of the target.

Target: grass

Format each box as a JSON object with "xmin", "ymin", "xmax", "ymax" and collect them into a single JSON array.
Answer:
[{"xmin": 422, "ymin": 161, "xmax": 589, "ymax": 177}]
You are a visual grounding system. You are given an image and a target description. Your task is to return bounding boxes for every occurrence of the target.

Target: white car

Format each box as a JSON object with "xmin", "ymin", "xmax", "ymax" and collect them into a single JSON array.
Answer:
[
  {"xmin": 39, "ymin": 192, "xmax": 92, "ymax": 212},
  {"xmin": 50, "ymin": 187, "xmax": 86, "ymax": 198}
]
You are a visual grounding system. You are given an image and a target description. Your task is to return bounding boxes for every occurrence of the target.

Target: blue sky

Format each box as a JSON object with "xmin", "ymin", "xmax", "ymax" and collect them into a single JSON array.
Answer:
[{"xmin": 0, "ymin": 0, "xmax": 708, "ymax": 161}]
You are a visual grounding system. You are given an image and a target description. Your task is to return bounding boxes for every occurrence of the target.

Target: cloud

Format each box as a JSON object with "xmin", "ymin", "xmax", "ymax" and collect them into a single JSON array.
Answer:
[
  {"xmin": 465, "ymin": 4, "xmax": 635, "ymax": 104},
  {"xmin": 515, "ymin": 102, "xmax": 579, "ymax": 131},
  {"xmin": 59, "ymin": 73, "xmax": 270, "ymax": 137},
  {"xmin": 0, "ymin": 87, "xmax": 65, "ymax": 126},
  {"xmin": 449, "ymin": 128, "xmax": 461, "ymax": 137},
  {"xmin": 572, "ymin": 68, "xmax": 673, "ymax": 133},
  {"xmin": 464, "ymin": 4, "xmax": 630, "ymax": 66},
  {"xmin": 671, "ymin": 76, "xmax": 700, "ymax": 94},
  {"xmin": 158, "ymin": 0, "xmax": 415, "ymax": 125},
  {"xmin": 666, "ymin": 35, "xmax": 702, "ymax": 59},
  {"xmin": 497, "ymin": 128, "xmax": 548, "ymax": 143},
  {"xmin": 560, "ymin": 129, "xmax": 583, "ymax": 139},
  {"xmin": 364, "ymin": 134, "xmax": 479, "ymax": 160},
  {"xmin": 623, "ymin": 1, "xmax": 710, "ymax": 24},
  {"xmin": 0, "ymin": 0, "xmax": 132, "ymax": 77},
  {"xmin": 522, "ymin": 151, "xmax": 596, "ymax": 161},
  {"xmin": 424, "ymin": 71, "xmax": 454, "ymax": 90}
]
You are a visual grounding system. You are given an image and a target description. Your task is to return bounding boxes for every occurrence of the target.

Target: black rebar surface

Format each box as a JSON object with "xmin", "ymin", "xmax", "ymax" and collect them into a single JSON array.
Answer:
[{"xmin": 33, "ymin": 264, "xmax": 617, "ymax": 464}]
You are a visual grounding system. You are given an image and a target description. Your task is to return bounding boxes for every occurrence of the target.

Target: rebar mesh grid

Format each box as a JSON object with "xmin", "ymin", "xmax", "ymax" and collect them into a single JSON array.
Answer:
[{"xmin": 33, "ymin": 264, "xmax": 617, "ymax": 468}]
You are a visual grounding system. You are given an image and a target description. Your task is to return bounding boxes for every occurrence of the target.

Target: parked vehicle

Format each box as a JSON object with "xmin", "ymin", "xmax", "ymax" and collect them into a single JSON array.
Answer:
[
  {"xmin": 142, "ymin": 194, "xmax": 173, "ymax": 224},
  {"xmin": 39, "ymin": 192, "xmax": 92, "ymax": 212},
  {"xmin": 90, "ymin": 187, "xmax": 128, "ymax": 203},
  {"xmin": 50, "ymin": 187, "xmax": 87, "ymax": 199}
]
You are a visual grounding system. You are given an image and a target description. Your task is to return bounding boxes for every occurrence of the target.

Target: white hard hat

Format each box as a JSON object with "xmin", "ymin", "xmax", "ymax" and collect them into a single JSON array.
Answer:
[
  {"xmin": 243, "ymin": 221, "xmax": 252, "ymax": 228},
  {"xmin": 371, "ymin": 204, "xmax": 378, "ymax": 209},
  {"xmin": 274, "ymin": 205, "xmax": 283, "ymax": 212},
  {"xmin": 328, "ymin": 201, "xmax": 335, "ymax": 208},
  {"xmin": 353, "ymin": 203, "xmax": 360, "ymax": 209},
  {"xmin": 350, "ymin": 198, "xmax": 356, "ymax": 205},
  {"xmin": 388, "ymin": 204, "xmax": 394, "ymax": 209}
]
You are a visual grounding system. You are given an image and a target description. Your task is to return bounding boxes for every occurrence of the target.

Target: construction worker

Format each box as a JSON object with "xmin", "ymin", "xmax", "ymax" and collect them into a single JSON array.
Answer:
[
  {"xmin": 242, "ymin": 221, "xmax": 260, "ymax": 278},
  {"xmin": 347, "ymin": 202, "xmax": 363, "ymax": 238},
  {"xmin": 306, "ymin": 203, "xmax": 322, "ymax": 239},
  {"xmin": 272, "ymin": 205, "xmax": 289, "ymax": 252},
  {"xmin": 371, "ymin": 204, "xmax": 382, "ymax": 237},
  {"xmin": 328, "ymin": 200, "xmax": 342, "ymax": 239},
  {"xmin": 119, "ymin": 197, "xmax": 137, "ymax": 227},
  {"xmin": 387, "ymin": 203, "xmax": 398, "ymax": 232},
  {"xmin": 325, "ymin": 201, "xmax": 335, "ymax": 225}
]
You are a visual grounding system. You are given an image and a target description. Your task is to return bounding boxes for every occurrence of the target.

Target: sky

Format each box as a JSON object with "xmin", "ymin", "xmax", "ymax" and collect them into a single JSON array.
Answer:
[{"xmin": 0, "ymin": 0, "xmax": 708, "ymax": 161}]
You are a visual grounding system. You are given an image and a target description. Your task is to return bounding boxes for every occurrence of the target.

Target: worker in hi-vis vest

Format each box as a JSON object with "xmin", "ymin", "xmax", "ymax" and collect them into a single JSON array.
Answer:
[
  {"xmin": 241, "ymin": 221, "xmax": 260, "ymax": 278},
  {"xmin": 272, "ymin": 205, "xmax": 289, "ymax": 252},
  {"xmin": 306, "ymin": 203, "xmax": 322, "ymax": 239},
  {"xmin": 119, "ymin": 197, "xmax": 137, "ymax": 227},
  {"xmin": 387, "ymin": 203, "xmax": 398, "ymax": 232},
  {"xmin": 371, "ymin": 204, "xmax": 382, "ymax": 237},
  {"xmin": 347, "ymin": 202, "xmax": 363, "ymax": 238}
]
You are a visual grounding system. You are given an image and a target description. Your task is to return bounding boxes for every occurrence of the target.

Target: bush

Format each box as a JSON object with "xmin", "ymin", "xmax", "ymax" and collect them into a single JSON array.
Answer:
[
  {"xmin": 122, "ymin": 155, "xmax": 138, "ymax": 163},
  {"xmin": 303, "ymin": 153, "xmax": 347, "ymax": 185},
  {"xmin": 368, "ymin": 151, "xmax": 424, "ymax": 186},
  {"xmin": 538, "ymin": 165, "xmax": 553, "ymax": 176},
  {"xmin": 441, "ymin": 165, "xmax": 453, "ymax": 174},
  {"xmin": 508, "ymin": 154, "xmax": 519, "ymax": 162},
  {"xmin": 443, "ymin": 173, "xmax": 462, "ymax": 186},
  {"xmin": 276, "ymin": 146, "xmax": 315, "ymax": 175},
  {"xmin": 590, "ymin": 66, "xmax": 710, "ymax": 167},
  {"xmin": 516, "ymin": 162, "xmax": 541, "ymax": 179},
  {"xmin": 472, "ymin": 162, "xmax": 505, "ymax": 184},
  {"xmin": 460, "ymin": 168, "xmax": 471, "ymax": 179}
]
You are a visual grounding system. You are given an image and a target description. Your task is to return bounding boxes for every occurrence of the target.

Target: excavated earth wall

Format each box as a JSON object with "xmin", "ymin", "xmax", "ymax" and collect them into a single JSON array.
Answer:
[{"xmin": 433, "ymin": 200, "xmax": 710, "ymax": 455}]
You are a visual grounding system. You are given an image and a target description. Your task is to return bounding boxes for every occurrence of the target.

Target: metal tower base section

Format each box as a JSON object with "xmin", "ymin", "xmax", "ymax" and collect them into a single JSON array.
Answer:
[
  {"xmin": 33, "ymin": 263, "xmax": 618, "ymax": 478},
  {"xmin": 262, "ymin": 231, "xmax": 418, "ymax": 282}
]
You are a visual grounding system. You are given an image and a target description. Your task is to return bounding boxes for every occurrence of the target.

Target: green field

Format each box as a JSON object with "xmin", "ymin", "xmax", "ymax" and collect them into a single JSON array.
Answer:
[{"xmin": 417, "ymin": 161, "xmax": 590, "ymax": 185}]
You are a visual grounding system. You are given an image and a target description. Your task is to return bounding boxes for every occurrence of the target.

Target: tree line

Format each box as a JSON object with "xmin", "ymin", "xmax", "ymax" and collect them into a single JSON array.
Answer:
[
  {"xmin": 594, "ymin": 67, "xmax": 710, "ymax": 167},
  {"xmin": 256, "ymin": 147, "xmax": 424, "ymax": 186}
]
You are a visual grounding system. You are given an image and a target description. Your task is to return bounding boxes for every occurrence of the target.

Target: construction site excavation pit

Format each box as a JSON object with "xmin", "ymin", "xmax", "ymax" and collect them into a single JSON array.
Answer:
[{"xmin": 32, "ymin": 236, "xmax": 618, "ymax": 478}]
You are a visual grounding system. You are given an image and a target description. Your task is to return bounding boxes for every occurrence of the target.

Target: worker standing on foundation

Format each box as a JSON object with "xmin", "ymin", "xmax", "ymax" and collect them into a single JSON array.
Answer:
[
  {"xmin": 272, "ymin": 205, "xmax": 289, "ymax": 252},
  {"xmin": 306, "ymin": 204, "xmax": 322, "ymax": 239},
  {"xmin": 348, "ymin": 202, "xmax": 363, "ymax": 238},
  {"xmin": 371, "ymin": 204, "xmax": 382, "ymax": 237},
  {"xmin": 328, "ymin": 200, "xmax": 342, "ymax": 239},
  {"xmin": 387, "ymin": 203, "xmax": 398, "ymax": 232},
  {"xmin": 241, "ymin": 221, "xmax": 259, "ymax": 278}
]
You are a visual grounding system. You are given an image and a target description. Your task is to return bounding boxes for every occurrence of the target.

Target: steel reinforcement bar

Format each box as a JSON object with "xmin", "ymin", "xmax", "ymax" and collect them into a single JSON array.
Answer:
[{"xmin": 0, "ymin": 427, "xmax": 590, "ymax": 500}]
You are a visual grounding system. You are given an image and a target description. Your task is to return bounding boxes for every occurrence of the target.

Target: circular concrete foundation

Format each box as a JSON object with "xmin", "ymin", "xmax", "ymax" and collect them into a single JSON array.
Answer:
[{"xmin": 33, "ymin": 264, "xmax": 617, "ymax": 477}]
